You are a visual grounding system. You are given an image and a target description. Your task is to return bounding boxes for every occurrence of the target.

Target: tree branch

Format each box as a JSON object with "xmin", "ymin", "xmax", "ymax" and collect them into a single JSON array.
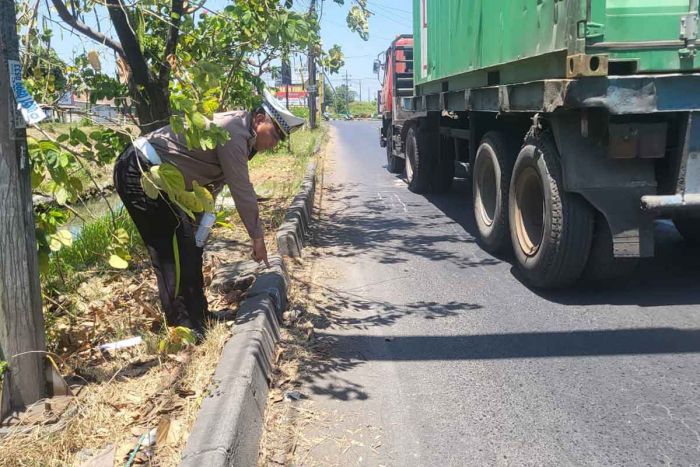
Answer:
[
  {"xmin": 50, "ymin": 0, "xmax": 125, "ymax": 58},
  {"xmin": 159, "ymin": 0, "xmax": 184, "ymax": 86},
  {"xmin": 104, "ymin": 0, "xmax": 155, "ymax": 88}
]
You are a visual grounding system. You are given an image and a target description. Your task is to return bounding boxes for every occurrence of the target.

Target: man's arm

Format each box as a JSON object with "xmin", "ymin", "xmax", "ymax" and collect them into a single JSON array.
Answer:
[{"xmin": 217, "ymin": 137, "xmax": 264, "ymax": 240}]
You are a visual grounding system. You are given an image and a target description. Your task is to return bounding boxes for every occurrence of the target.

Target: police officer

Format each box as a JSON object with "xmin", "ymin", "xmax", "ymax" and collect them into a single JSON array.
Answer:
[{"xmin": 113, "ymin": 90, "xmax": 305, "ymax": 337}]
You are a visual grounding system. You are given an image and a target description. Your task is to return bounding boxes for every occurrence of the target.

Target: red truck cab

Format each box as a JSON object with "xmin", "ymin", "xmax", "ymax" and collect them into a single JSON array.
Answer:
[{"xmin": 378, "ymin": 35, "xmax": 414, "ymax": 159}]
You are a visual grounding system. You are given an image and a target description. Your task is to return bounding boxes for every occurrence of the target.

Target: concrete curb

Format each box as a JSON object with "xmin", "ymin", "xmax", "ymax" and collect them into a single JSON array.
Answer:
[
  {"xmin": 276, "ymin": 159, "xmax": 318, "ymax": 257},
  {"xmin": 180, "ymin": 256, "xmax": 288, "ymax": 467}
]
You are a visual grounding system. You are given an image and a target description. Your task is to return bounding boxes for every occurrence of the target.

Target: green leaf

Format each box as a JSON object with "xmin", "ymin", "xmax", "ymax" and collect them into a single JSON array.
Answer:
[
  {"xmin": 202, "ymin": 97, "xmax": 219, "ymax": 115},
  {"xmin": 192, "ymin": 181, "xmax": 214, "ymax": 212},
  {"xmin": 55, "ymin": 229, "xmax": 73, "ymax": 247},
  {"xmin": 38, "ymin": 140, "xmax": 60, "ymax": 153},
  {"xmin": 38, "ymin": 251, "xmax": 50, "ymax": 275},
  {"xmin": 54, "ymin": 187, "xmax": 68, "ymax": 205},
  {"xmin": 114, "ymin": 228, "xmax": 129, "ymax": 245},
  {"xmin": 173, "ymin": 326, "xmax": 197, "ymax": 345},
  {"xmin": 31, "ymin": 169, "xmax": 44, "ymax": 188},
  {"xmin": 70, "ymin": 128, "xmax": 89, "ymax": 146},
  {"xmin": 174, "ymin": 190, "xmax": 202, "ymax": 216},
  {"xmin": 49, "ymin": 236, "xmax": 62, "ymax": 252},
  {"xmin": 141, "ymin": 173, "xmax": 160, "ymax": 200},
  {"xmin": 108, "ymin": 254, "xmax": 129, "ymax": 269},
  {"xmin": 56, "ymin": 134, "xmax": 70, "ymax": 143},
  {"xmin": 157, "ymin": 163, "xmax": 186, "ymax": 193},
  {"xmin": 191, "ymin": 112, "xmax": 208, "ymax": 130}
]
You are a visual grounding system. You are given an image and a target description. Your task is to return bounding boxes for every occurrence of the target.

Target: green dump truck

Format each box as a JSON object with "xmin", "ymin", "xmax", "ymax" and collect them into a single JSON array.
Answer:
[{"xmin": 378, "ymin": 0, "xmax": 700, "ymax": 288}]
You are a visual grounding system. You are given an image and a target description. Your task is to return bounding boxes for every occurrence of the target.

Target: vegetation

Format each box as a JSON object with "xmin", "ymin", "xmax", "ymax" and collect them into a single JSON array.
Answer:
[{"xmin": 3, "ymin": 0, "xmax": 351, "ymax": 456}]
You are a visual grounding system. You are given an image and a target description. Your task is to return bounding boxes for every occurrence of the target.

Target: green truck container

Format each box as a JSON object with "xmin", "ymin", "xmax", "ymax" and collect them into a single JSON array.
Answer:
[
  {"xmin": 413, "ymin": 0, "xmax": 699, "ymax": 94},
  {"xmin": 378, "ymin": 1, "xmax": 700, "ymax": 288}
]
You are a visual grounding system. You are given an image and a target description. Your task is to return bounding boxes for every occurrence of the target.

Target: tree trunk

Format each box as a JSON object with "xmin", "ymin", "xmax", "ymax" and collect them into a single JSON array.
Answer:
[{"xmin": 129, "ymin": 80, "xmax": 171, "ymax": 134}]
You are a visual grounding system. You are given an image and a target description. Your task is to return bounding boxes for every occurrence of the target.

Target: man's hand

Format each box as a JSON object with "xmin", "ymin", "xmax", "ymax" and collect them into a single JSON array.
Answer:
[{"xmin": 252, "ymin": 238, "xmax": 270, "ymax": 268}]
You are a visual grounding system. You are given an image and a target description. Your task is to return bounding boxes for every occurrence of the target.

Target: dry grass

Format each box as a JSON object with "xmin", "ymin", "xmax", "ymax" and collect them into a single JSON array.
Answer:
[
  {"xmin": 0, "ymin": 127, "xmax": 326, "ymax": 466},
  {"xmin": 258, "ymin": 133, "xmax": 337, "ymax": 466},
  {"xmin": 0, "ymin": 324, "xmax": 228, "ymax": 467}
]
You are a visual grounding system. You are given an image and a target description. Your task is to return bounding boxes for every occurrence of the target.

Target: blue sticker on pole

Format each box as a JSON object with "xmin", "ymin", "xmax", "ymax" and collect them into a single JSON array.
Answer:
[{"xmin": 8, "ymin": 60, "xmax": 46, "ymax": 125}]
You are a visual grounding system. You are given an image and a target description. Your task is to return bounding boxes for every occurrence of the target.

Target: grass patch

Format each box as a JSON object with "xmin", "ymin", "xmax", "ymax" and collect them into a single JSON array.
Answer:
[{"xmin": 44, "ymin": 209, "xmax": 145, "ymax": 296}]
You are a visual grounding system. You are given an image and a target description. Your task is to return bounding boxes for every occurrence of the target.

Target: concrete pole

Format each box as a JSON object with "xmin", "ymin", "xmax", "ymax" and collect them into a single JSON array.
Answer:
[
  {"xmin": 307, "ymin": 0, "xmax": 317, "ymax": 129},
  {"xmin": 0, "ymin": 0, "xmax": 47, "ymax": 419}
]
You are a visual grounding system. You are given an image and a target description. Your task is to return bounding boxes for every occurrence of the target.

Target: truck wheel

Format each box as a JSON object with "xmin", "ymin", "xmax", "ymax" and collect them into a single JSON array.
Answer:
[
  {"xmin": 386, "ymin": 139, "xmax": 405, "ymax": 174},
  {"xmin": 673, "ymin": 215, "xmax": 700, "ymax": 243},
  {"xmin": 431, "ymin": 136, "xmax": 455, "ymax": 193},
  {"xmin": 583, "ymin": 213, "xmax": 639, "ymax": 282},
  {"xmin": 508, "ymin": 131, "xmax": 594, "ymax": 288},
  {"xmin": 473, "ymin": 132, "xmax": 517, "ymax": 253},
  {"xmin": 404, "ymin": 127, "xmax": 432, "ymax": 193}
]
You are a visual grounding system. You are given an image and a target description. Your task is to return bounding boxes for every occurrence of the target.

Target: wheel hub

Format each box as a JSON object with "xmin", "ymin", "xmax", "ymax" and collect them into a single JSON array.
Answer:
[
  {"xmin": 514, "ymin": 167, "xmax": 545, "ymax": 256},
  {"xmin": 475, "ymin": 152, "xmax": 498, "ymax": 227}
]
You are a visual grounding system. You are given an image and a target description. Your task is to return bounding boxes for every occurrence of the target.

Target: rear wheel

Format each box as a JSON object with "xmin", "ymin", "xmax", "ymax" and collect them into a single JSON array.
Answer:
[
  {"xmin": 405, "ymin": 127, "xmax": 432, "ymax": 193},
  {"xmin": 386, "ymin": 137, "xmax": 405, "ymax": 174},
  {"xmin": 673, "ymin": 215, "xmax": 700, "ymax": 243},
  {"xmin": 473, "ymin": 132, "xmax": 517, "ymax": 253},
  {"xmin": 508, "ymin": 130, "xmax": 594, "ymax": 288}
]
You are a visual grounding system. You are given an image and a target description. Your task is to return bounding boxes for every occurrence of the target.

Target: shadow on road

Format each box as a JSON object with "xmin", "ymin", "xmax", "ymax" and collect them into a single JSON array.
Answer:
[
  {"xmin": 424, "ymin": 178, "xmax": 700, "ymax": 307},
  {"xmin": 319, "ymin": 327, "xmax": 700, "ymax": 361},
  {"xmin": 316, "ymin": 182, "xmax": 500, "ymax": 270}
]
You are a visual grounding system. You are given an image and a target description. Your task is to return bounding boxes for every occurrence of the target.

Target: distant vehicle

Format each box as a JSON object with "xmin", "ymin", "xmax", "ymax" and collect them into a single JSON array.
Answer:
[{"xmin": 377, "ymin": 1, "xmax": 700, "ymax": 288}]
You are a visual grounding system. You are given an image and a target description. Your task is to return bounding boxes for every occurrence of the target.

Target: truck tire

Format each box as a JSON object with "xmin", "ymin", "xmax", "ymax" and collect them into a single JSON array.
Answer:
[
  {"xmin": 583, "ymin": 213, "xmax": 639, "ymax": 282},
  {"xmin": 431, "ymin": 135, "xmax": 455, "ymax": 193},
  {"xmin": 386, "ymin": 139, "xmax": 405, "ymax": 174},
  {"xmin": 508, "ymin": 130, "xmax": 594, "ymax": 288},
  {"xmin": 673, "ymin": 215, "xmax": 700, "ymax": 243},
  {"xmin": 404, "ymin": 127, "xmax": 432, "ymax": 193},
  {"xmin": 473, "ymin": 132, "xmax": 517, "ymax": 253}
]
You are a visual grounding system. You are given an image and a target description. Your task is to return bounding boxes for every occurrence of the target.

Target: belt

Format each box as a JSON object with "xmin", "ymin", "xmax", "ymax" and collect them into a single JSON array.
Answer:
[{"xmin": 133, "ymin": 137, "xmax": 162, "ymax": 165}]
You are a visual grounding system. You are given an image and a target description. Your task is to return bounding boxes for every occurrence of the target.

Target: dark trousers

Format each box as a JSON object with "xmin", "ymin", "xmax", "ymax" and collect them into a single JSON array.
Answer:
[{"xmin": 113, "ymin": 146, "xmax": 207, "ymax": 332}]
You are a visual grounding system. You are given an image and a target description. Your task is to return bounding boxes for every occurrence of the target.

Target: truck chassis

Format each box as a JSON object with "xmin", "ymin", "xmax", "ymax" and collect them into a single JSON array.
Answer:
[{"xmin": 380, "ymin": 40, "xmax": 700, "ymax": 288}]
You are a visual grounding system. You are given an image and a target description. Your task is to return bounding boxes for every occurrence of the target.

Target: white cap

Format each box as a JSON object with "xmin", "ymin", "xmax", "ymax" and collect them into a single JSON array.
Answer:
[{"xmin": 261, "ymin": 89, "xmax": 306, "ymax": 137}]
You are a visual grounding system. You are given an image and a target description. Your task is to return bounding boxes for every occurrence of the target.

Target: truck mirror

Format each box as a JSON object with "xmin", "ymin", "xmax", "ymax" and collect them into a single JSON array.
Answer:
[{"xmin": 373, "ymin": 59, "xmax": 381, "ymax": 74}]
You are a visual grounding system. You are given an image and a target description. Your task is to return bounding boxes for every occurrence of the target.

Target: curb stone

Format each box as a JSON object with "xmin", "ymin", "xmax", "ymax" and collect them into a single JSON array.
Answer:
[
  {"xmin": 276, "ymin": 159, "xmax": 318, "ymax": 257},
  {"xmin": 180, "ymin": 256, "xmax": 288, "ymax": 467}
]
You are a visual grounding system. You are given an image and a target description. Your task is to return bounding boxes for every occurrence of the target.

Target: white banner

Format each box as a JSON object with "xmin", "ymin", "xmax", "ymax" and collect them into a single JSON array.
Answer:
[{"xmin": 8, "ymin": 59, "xmax": 46, "ymax": 126}]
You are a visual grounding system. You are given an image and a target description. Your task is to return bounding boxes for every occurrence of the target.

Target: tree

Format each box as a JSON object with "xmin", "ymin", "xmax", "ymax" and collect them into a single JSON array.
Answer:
[
  {"xmin": 331, "ymin": 84, "xmax": 356, "ymax": 114},
  {"xmin": 42, "ymin": 0, "xmax": 371, "ymax": 134}
]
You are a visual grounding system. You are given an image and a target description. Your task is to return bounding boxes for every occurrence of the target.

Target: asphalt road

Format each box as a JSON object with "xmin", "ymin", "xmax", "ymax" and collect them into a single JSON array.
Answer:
[{"xmin": 293, "ymin": 120, "xmax": 700, "ymax": 466}]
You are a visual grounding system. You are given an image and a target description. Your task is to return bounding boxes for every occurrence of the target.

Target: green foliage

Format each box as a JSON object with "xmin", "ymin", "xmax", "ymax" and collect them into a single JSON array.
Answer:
[
  {"xmin": 140, "ymin": 163, "xmax": 215, "ymax": 220},
  {"xmin": 327, "ymin": 84, "xmax": 356, "ymax": 114},
  {"xmin": 43, "ymin": 209, "xmax": 143, "ymax": 295},
  {"xmin": 0, "ymin": 360, "xmax": 8, "ymax": 381},
  {"xmin": 158, "ymin": 326, "xmax": 197, "ymax": 354},
  {"xmin": 321, "ymin": 44, "xmax": 345, "ymax": 73},
  {"xmin": 348, "ymin": 101, "xmax": 377, "ymax": 118},
  {"xmin": 28, "ymin": 126, "xmax": 131, "ymax": 271},
  {"xmin": 289, "ymin": 106, "xmax": 309, "ymax": 120}
]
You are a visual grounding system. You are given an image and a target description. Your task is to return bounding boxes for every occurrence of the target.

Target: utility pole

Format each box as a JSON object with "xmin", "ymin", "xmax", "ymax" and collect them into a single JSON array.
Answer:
[
  {"xmin": 307, "ymin": 0, "xmax": 317, "ymax": 129},
  {"xmin": 359, "ymin": 80, "xmax": 362, "ymax": 102},
  {"xmin": 0, "ymin": 0, "xmax": 47, "ymax": 419},
  {"xmin": 345, "ymin": 69, "xmax": 349, "ymax": 114}
]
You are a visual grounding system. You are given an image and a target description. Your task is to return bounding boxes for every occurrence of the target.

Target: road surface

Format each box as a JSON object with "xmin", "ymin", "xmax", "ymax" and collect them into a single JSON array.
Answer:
[{"xmin": 286, "ymin": 120, "xmax": 700, "ymax": 466}]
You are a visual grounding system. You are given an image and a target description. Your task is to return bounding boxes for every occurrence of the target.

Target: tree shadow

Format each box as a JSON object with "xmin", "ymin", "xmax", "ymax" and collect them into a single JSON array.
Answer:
[
  {"xmin": 315, "ymin": 181, "xmax": 500, "ymax": 271},
  {"xmin": 315, "ymin": 327, "xmax": 700, "ymax": 362},
  {"xmin": 424, "ymin": 178, "xmax": 700, "ymax": 307}
]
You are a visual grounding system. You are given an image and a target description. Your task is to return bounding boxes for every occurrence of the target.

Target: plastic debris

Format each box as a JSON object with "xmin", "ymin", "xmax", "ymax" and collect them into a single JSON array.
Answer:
[{"xmin": 97, "ymin": 336, "xmax": 143, "ymax": 352}]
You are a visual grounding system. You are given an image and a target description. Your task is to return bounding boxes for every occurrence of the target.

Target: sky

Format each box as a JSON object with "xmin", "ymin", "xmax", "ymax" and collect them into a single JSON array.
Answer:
[
  {"xmin": 315, "ymin": 0, "xmax": 413, "ymax": 102},
  {"xmin": 40, "ymin": 0, "xmax": 414, "ymax": 103}
]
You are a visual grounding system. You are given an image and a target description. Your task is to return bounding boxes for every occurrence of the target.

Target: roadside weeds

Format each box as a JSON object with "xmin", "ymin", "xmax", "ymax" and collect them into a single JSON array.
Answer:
[{"xmin": 0, "ymin": 126, "xmax": 326, "ymax": 466}]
